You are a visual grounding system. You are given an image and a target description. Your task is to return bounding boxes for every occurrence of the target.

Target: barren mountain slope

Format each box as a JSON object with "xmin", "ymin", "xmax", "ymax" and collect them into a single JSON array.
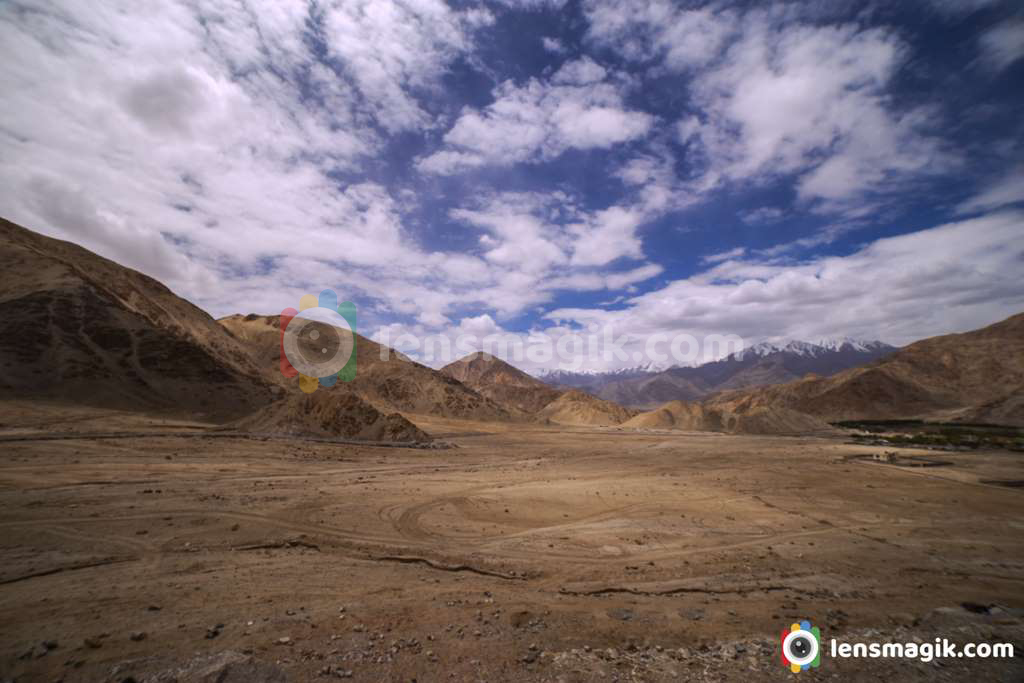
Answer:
[
  {"xmin": 597, "ymin": 372, "xmax": 710, "ymax": 408},
  {"xmin": 622, "ymin": 399, "xmax": 833, "ymax": 435},
  {"xmin": 440, "ymin": 352, "xmax": 562, "ymax": 414},
  {"xmin": 537, "ymin": 389, "xmax": 636, "ymax": 426},
  {"xmin": 0, "ymin": 218, "xmax": 273, "ymax": 420},
  {"xmin": 232, "ymin": 389, "xmax": 430, "ymax": 442},
  {"xmin": 219, "ymin": 314, "xmax": 509, "ymax": 420},
  {"xmin": 706, "ymin": 312, "xmax": 1024, "ymax": 424}
]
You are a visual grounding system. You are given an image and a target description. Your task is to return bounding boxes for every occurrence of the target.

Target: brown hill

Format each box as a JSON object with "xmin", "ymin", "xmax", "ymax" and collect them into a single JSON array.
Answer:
[
  {"xmin": 440, "ymin": 352, "xmax": 561, "ymax": 414},
  {"xmin": 219, "ymin": 315, "xmax": 509, "ymax": 421},
  {"xmin": 597, "ymin": 372, "xmax": 709, "ymax": 408},
  {"xmin": 537, "ymin": 389, "xmax": 636, "ymax": 426},
  {"xmin": 623, "ymin": 400, "xmax": 833, "ymax": 435},
  {"xmin": 953, "ymin": 388, "xmax": 1024, "ymax": 426},
  {"xmin": 705, "ymin": 312, "xmax": 1024, "ymax": 425},
  {"xmin": 0, "ymin": 218, "xmax": 273, "ymax": 421},
  {"xmin": 232, "ymin": 390, "xmax": 429, "ymax": 443}
]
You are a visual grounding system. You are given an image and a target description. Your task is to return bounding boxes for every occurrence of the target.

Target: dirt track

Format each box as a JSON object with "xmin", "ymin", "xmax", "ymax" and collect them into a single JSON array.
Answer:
[{"xmin": 1, "ymin": 405, "xmax": 1023, "ymax": 681}]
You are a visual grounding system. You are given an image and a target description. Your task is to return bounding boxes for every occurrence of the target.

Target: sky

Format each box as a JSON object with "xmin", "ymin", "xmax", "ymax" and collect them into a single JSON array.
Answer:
[{"xmin": 1, "ymin": 0, "xmax": 1023, "ymax": 372}]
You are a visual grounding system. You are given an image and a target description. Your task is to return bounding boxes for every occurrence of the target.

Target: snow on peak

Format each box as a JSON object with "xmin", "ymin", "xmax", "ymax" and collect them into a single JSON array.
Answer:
[{"xmin": 733, "ymin": 338, "xmax": 891, "ymax": 359}]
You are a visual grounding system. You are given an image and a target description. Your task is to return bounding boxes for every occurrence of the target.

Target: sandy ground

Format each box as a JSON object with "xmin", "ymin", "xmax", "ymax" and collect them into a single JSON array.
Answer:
[{"xmin": 1, "ymin": 403, "xmax": 1023, "ymax": 682}]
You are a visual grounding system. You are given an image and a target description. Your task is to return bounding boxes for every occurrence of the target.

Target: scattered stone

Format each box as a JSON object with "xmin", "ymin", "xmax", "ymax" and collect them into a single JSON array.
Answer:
[
  {"xmin": 130, "ymin": 631, "xmax": 147, "ymax": 642},
  {"xmin": 143, "ymin": 650, "xmax": 286, "ymax": 682},
  {"xmin": 277, "ymin": 637, "xmax": 292, "ymax": 645},
  {"xmin": 206, "ymin": 624, "xmax": 225, "ymax": 639}
]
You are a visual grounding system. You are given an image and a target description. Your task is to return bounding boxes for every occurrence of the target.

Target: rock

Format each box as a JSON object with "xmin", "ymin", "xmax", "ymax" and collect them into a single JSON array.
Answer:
[
  {"xmin": 84, "ymin": 636, "xmax": 104, "ymax": 649},
  {"xmin": 142, "ymin": 650, "xmax": 286, "ymax": 682},
  {"xmin": 607, "ymin": 608, "xmax": 634, "ymax": 621},
  {"xmin": 277, "ymin": 637, "xmax": 291, "ymax": 645},
  {"xmin": 130, "ymin": 631, "xmax": 147, "ymax": 642}
]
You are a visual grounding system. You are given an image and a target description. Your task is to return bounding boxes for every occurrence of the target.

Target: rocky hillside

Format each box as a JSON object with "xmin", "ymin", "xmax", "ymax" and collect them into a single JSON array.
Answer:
[
  {"xmin": 0, "ymin": 218, "xmax": 273, "ymax": 421},
  {"xmin": 220, "ymin": 314, "xmax": 509, "ymax": 421},
  {"xmin": 537, "ymin": 389, "xmax": 636, "ymax": 426},
  {"xmin": 440, "ymin": 352, "xmax": 561, "ymax": 415},
  {"xmin": 622, "ymin": 400, "xmax": 833, "ymax": 435},
  {"xmin": 232, "ymin": 390, "xmax": 430, "ymax": 443}
]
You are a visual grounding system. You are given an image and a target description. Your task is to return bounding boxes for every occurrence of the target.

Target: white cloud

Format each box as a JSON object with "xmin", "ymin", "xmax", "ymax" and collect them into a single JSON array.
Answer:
[
  {"xmin": 695, "ymin": 20, "xmax": 945, "ymax": 204},
  {"xmin": 923, "ymin": 0, "xmax": 1004, "ymax": 16},
  {"xmin": 702, "ymin": 247, "xmax": 746, "ymax": 264},
  {"xmin": 417, "ymin": 75, "xmax": 653, "ymax": 174},
  {"xmin": 319, "ymin": 0, "xmax": 488, "ymax": 132},
  {"xmin": 740, "ymin": 207, "xmax": 784, "ymax": 225},
  {"xmin": 584, "ymin": 0, "xmax": 736, "ymax": 70},
  {"xmin": 956, "ymin": 167, "xmax": 1024, "ymax": 214},
  {"xmin": 542, "ymin": 36, "xmax": 566, "ymax": 54},
  {"xmin": 546, "ymin": 211, "xmax": 1024, "ymax": 368},
  {"xmin": 978, "ymin": 20, "xmax": 1024, "ymax": 71},
  {"xmin": 568, "ymin": 206, "xmax": 646, "ymax": 266},
  {"xmin": 585, "ymin": 2, "xmax": 950, "ymax": 211},
  {"xmin": 552, "ymin": 56, "xmax": 608, "ymax": 85},
  {"xmin": 495, "ymin": 0, "xmax": 569, "ymax": 9}
]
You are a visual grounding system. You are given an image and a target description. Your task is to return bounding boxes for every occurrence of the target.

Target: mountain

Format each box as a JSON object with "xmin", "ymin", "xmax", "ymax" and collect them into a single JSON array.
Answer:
[
  {"xmin": 621, "ymin": 399, "xmax": 832, "ymax": 435},
  {"xmin": 439, "ymin": 352, "xmax": 561, "ymax": 415},
  {"xmin": 219, "ymin": 314, "xmax": 510, "ymax": 421},
  {"xmin": 0, "ymin": 217, "xmax": 273, "ymax": 421},
  {"xmin": 628, "ymin": 312, "xmax": 1024, "ymax": 432},
  {"xmin": 538, "ymin": 363, "xmax": 667, "ymax": 392},
  {"xmin": 536, "ymin": 389, "xmax": 637, "ymax": 426},
  {"xmin": 592, "ymin": 338, "xmax": 897, "ymax": 408},
  {"xmin": 232, "ymin": 390, "xmax": 430, "ymax": 443}
]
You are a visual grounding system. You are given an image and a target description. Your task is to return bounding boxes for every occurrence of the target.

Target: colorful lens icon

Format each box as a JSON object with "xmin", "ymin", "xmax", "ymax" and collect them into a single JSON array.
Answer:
[
  {"xmin": 279, "ymin": 289, "xmax": 357, "ymax": 392},
  {"xmin": 781, "ymin": 620, "xmax": 821, "ymax": 673}
]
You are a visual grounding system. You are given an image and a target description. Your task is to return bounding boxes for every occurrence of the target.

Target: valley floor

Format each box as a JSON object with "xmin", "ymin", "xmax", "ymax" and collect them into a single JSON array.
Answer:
[{"xmin": 1, "ymin": 402, "xmax": 1022, "ymax": 682}]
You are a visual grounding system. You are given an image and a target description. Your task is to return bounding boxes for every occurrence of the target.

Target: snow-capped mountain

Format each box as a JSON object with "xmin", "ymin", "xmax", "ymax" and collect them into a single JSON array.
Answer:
[
  {"xmin": 538, "ymin": 338, "xmax": 898, "ymax": 408},
  {"xmin": 537, "ymin": 362, "xmax": 670, "ymax": 390},
  {"xmin": 736, "ymin": 338, "xmax": 894, "ymax": 359}
]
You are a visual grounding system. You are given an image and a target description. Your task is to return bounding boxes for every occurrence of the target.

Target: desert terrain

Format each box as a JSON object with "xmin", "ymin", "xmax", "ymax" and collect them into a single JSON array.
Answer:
[{"xmin": 2, "ymin": 402, "xmax": 1022, "ymax": 682}]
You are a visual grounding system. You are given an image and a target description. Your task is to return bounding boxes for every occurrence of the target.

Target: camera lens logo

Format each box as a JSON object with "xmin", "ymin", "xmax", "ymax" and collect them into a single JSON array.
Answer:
[
  {"xmin": 781, "ymin": 620, "xmax": 821, "ymax": 673},
  {"xmin": 279, "ymin": 289, "xmax": 356, "ymax": 393}
]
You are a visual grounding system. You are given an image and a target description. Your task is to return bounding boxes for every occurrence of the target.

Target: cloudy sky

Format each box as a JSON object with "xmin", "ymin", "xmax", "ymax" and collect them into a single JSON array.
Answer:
[{"xmin": 1, "ymin": 0, "xmax": 1023, "ymax": 371}]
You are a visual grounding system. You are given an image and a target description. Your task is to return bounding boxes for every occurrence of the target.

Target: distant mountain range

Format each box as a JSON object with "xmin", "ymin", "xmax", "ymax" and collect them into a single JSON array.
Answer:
[
  {"xmin": 627, "ymin": 312, "xmax": 1024, "ymax": 433},
  {"xmin": 538, "ymin": 338, "xmax": 898, "ymax": 408}
]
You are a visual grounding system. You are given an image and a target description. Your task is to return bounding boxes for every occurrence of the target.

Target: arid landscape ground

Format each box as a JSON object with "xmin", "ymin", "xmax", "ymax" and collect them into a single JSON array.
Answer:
[{"xmin": 2, "ymin": 401, "xmax": 1023, "ymax": 682}]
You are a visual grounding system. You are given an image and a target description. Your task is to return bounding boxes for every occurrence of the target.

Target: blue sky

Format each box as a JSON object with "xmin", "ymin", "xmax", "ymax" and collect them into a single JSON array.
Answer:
[{"xmin": 1, "ymin": 0, "xmax": 1022, "ymax": 370}]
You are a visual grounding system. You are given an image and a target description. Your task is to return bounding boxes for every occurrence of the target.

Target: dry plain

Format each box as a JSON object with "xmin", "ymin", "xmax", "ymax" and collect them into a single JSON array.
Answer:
[{"xmin": 1, "ymin": 403, "xmax": 1023, "ymax": 682}]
